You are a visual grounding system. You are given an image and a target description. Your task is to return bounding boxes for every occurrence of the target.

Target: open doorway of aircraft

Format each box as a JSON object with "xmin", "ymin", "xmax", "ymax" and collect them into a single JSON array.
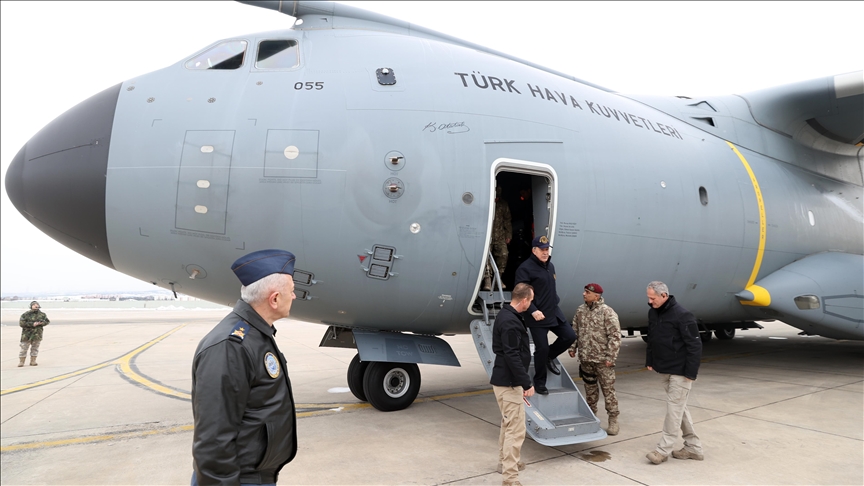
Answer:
[{"xmin": 5, "ymin": 1, "xmax": 862, "ymax": 444}]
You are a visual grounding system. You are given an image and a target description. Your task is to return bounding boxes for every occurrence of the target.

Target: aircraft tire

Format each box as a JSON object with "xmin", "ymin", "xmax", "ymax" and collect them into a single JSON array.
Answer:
[
  {"xmin": 347, "ymin": 353, "xmax": 369, "ymax": 402},
  {"xmin": 641, "ymin": 333, "xmax": 649, "ymax": 343},
  {"xmin": 715, "ymin": 327, "xmax": 736, "ymax": 340},
  {"xmin": 699, "ymin": 330, "xmax": 712, "ymax": 343},
  {"xmin": 362, "ymin": 362, "xmax": 421, "ymax": 412}
]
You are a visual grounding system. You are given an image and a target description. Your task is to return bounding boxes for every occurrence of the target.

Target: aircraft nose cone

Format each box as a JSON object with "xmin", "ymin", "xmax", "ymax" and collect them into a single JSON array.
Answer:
[{"xmin": 4, "ymin": 84, "xmax": 122, "ymax": 270}]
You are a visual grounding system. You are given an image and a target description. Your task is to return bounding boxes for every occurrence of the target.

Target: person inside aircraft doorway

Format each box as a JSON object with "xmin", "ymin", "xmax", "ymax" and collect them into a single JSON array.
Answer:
[
  {"xmin": 483, "ymin": 185, "xmax": 512, "ymax": 290},
  {"xmin": 513, "ymin": 236, "xmax": 575, "ymax": 394}
]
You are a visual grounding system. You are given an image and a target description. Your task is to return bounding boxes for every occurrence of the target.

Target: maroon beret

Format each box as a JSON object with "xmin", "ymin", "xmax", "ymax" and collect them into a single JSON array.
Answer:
[{"xmin": 584, "ymin": 283, "xmax": 603, "ymax": 294}]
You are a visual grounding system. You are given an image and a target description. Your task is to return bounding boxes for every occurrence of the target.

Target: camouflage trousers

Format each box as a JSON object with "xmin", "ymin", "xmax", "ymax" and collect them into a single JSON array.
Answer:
[
  {"xmin": 19, "ymin": 338, "xmax": 42, "ymax": 358},
  {"xmin": 484, "ymin": 242, "xmax": 509, "ymax": 280},
  {"xmin": 580, "ymin": 361, "xmax": 619, "ymax": 418}
]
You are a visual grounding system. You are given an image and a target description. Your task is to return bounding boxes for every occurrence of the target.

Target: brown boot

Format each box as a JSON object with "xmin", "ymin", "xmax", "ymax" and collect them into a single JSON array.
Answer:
[
  {"xmin": 606, "ymin": 416, "xmax": 619, "ymax": 436},
  {"xmin": 18, "ymin": 357, "xmax": 25, "ymax": 367},
  {"xmin": 30, "ymin": 357, "xmax": 38, "ymax": 366}
]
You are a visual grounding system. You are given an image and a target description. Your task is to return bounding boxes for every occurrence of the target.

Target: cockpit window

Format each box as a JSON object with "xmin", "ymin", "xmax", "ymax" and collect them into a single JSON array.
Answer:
[
  {"xmin": 255, "ymin": 40, "xmax": 299, "ymax": 69},
  {"xmin": 185, "ymin": 40, "xmax": 247, "ymax": 70}
]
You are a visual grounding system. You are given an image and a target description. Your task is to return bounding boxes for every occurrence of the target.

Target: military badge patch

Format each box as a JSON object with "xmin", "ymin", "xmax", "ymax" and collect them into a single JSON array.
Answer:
[
  {"xmin": 229, "ymin": 322, "xmax": 247, "ymax": 342},
  {"xmin": 264, "ymin": 352, "xmax": 280, "ymax": 378}
]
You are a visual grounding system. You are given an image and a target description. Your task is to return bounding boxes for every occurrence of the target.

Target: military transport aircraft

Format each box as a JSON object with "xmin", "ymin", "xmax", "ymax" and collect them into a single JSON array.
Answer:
[{"xmin": 5, "ymin": 0, "xmax": 863, "ymax": 442}]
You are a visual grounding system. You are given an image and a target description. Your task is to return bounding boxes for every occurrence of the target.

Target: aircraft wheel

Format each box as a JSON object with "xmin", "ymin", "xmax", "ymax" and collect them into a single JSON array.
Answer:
[
  {"xmin": 715, "ymin": 327, "xmax": 736, "ymax": 340},
  {"xmin": 347, "ymin": 353, "xmax": 369, "ymax": 402},
  {"xmin": 700, "ymin": 330, "xmax": 712, "ymax": 343},
  {"xmin": 363, "ymin": 362, "xmax": 421, "ymax": 412},
  {"xmin": 641, "ymin": 333, "xmax": 649, "ymax": 343}
]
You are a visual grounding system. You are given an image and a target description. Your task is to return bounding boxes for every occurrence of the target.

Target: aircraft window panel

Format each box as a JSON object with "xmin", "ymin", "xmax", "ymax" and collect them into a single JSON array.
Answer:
[
  {"xmin": 185, "ymin": 40, "xmax": 247, "ymax": 70},
  {"xmin": 699, "ymin": 186, "xmax": 709, "ymax": 206},
  {"xmin": 256, "ymin": 40, "xmax": 299, "ymax": 69}
]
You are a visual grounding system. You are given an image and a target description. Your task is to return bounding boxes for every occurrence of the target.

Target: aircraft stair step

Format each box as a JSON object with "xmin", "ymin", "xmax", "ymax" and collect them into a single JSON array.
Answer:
[{"xmin": 470, "ymin": 318, "xmax": 606, "ymax": 446}]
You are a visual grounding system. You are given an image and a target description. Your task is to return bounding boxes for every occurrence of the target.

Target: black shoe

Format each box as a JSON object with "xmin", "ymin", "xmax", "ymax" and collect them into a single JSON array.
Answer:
[
  {"xmin": 535, "ymin": 386, "xmax": 549, "ymax": 395},
  {"xmin": 547, "ymin": 359, "xmax": 561, "ymax": 375}
]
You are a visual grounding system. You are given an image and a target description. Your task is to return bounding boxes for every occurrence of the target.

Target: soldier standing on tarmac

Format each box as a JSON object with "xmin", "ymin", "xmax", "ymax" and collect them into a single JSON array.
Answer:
[
  {"xmin": 568, "ymin": 283, "xmax": 621, "ymax": 435},
  {"xmin": 19, "ymin": 301, "xmax": 49, "ymax": 367}
]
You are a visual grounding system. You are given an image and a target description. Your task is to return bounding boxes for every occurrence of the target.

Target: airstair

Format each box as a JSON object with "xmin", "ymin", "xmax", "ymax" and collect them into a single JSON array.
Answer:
[{"xmin": 470, "ymin": 253, "xmax": 606, "ymax": 446}]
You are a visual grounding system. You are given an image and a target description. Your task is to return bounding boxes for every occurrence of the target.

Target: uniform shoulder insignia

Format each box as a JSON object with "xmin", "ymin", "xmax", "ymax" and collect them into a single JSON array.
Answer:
[{"xmin": 228, "ymin": 321, "xmax": 248, "ymax": 342}]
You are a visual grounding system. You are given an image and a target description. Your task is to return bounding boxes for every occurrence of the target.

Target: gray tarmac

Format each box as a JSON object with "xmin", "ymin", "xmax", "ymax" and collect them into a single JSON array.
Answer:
[{"xmin": 1, "ymin": 308, "xmax": 862, "ymax": 485}]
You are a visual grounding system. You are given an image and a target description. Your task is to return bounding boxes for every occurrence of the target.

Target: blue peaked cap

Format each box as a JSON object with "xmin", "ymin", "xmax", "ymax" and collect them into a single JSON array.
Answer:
[
  {"xmin": 231, "ymin": 249, "xmax": 296, "ymax": 286},
  {"xmin": 532, "ymin": 235, "xmax": 552, "ymax": 249}
]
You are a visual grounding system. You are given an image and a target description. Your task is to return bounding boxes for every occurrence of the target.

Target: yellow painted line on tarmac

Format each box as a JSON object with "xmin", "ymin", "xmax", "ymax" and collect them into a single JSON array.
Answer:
[
  {"xmin": 116, "ymin": 325, "xmax": 189, "ymax": 400},
  {"xmin": 1, "ymin": 362, "xmax": 114, "ymax": 396},
  {"xmin": 1, "ymin": 424, "xmax": 194, "ymax": 452},
  {"xmin": 2, "ymin": 350, "xmax": 774, "ymax": 452},
  {"xmin": 1, "ymin": 325, "xmax": 186, "ymax": 397}
]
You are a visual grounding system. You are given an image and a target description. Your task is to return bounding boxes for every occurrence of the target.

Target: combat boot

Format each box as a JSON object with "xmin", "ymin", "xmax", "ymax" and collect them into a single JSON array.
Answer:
[
  {"xmin": 18, "ymin": 357, "xmax": 25, "ymax": 367},
  {"xmin": 606, "ymin": 415, "xmax": 619, "ymax": 436},
  {"xmin": 30, "ymin": 357, "xmax": 38, "ymax": 366},
  {"xmin": 672, "ymin": 448, "xmax": 704, "ymax": 460}
]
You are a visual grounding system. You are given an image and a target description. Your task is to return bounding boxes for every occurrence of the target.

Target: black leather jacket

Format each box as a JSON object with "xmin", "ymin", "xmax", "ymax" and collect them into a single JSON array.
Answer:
[
  {"xmin": 491, "ymin": 304, "xmax": 533, "ymax": 389},
  {"xmin": 192, "ymin": 300, "xmax": 297, "ymax": 485},
  {"xmin": 645, "ymin": 295, "xmax": 702, "ymax": 380}
]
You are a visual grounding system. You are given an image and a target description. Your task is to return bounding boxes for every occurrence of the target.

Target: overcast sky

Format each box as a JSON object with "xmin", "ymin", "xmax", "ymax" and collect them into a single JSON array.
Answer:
[{"xmin": 1, "ymin": 1, "xmax": 861, "ymax": 296}]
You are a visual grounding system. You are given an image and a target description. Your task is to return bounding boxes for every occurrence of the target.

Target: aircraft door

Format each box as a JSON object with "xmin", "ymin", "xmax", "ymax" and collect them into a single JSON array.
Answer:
[
  {"xmin": 469, "ymin": 142, "xmax": 561, "ymax": 315},
  {"xmin": 533, "ymin": 176, "xmax": 553, "ymax": 239}
]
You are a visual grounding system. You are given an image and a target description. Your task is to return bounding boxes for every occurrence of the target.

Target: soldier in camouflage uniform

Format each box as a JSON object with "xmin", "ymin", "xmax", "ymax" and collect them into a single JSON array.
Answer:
[
  {"xmin": 19, "ymin": 301, "xmax": 50, "ymax": 367},
  {"xmin": 568, "ymin": 283, "xmax": 622, "ymax": 435},
  {"xmin": 484, "ymin": 186, "xmax": 512, "ymax": 290}
]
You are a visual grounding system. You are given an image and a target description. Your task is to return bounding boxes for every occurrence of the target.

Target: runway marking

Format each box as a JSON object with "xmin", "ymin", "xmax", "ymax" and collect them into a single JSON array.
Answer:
[
  {"xmin": 1, "ymin": 325, "xmax": 186, "ymax": 396},
  {"xmin": 2, "ymin": 350, "xmax": 774, "ymax": 452},
  {"xmin": 0, "ymin": 424, "xmax": 194, "ymax": 452},
  {"xmin": 0, "ymin": 361, "xmax": 115, "ymax": 396},
  {"xmin": 117, "ymin": 325, "xmax": 190, "ymax": 400}
]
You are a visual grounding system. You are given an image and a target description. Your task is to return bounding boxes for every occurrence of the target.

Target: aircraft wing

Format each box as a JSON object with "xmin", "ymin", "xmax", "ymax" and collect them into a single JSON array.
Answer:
[
  {"xmin": 742, "ymin": 71, "xmax": 864, "ymax": 151},
  {"xmin": 624, "ymin": 71, "xmax": 863, "ymax": 185}
]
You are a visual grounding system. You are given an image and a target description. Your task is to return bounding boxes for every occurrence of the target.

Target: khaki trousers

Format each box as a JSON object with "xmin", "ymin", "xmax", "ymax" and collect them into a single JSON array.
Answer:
[
  {"xmin": 656, "ymin": 373, "xmax": 703, "ymax": 456},
  {"xmin": 493, "ymin": 386, "xmax": 526, "ymax": 485}
]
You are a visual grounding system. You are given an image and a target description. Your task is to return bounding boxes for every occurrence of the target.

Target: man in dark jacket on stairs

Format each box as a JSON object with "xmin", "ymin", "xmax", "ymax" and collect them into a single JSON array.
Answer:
[{"xmin": 491, "ymin": 283, "xmax": 536, "ymax": 486}]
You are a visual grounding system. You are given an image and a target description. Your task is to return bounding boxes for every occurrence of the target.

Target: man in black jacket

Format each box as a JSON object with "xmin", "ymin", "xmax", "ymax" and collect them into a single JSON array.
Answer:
[
  {"xmin": 491, "ymin": 283, "xmax": 536, "ymax": 486},
  {"xmin": 192, "ymin": 249, "xmax": 298, "ymax": 486},
  {"xmin": 514, "ymin": 235, "xmax": 576, "ymax": 394},
  {"xmin": 644, "ymin": 281, "xmax": 704, "ymax": 465}
]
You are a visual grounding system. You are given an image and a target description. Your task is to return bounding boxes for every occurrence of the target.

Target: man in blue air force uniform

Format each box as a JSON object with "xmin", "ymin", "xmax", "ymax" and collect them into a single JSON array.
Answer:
[{"xmin": 191, "ymin": 250, "xmax": 298, "ymax": 486}]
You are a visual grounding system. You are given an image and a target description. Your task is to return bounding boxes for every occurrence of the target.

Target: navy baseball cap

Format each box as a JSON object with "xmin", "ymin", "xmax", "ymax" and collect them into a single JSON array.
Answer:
[
  {"xmin": 231, "ymin": 249, "xmax": 296, "ymax": 286},
  {"xmin": 532, "ymin": 235, "xmax": 552, "ymax": 249}
]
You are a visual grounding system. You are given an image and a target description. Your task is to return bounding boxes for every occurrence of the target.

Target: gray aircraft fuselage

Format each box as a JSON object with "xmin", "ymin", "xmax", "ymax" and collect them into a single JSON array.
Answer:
[{"xmin": 6, "ymin": 1, "xmax": 863, "ymax": 342}]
